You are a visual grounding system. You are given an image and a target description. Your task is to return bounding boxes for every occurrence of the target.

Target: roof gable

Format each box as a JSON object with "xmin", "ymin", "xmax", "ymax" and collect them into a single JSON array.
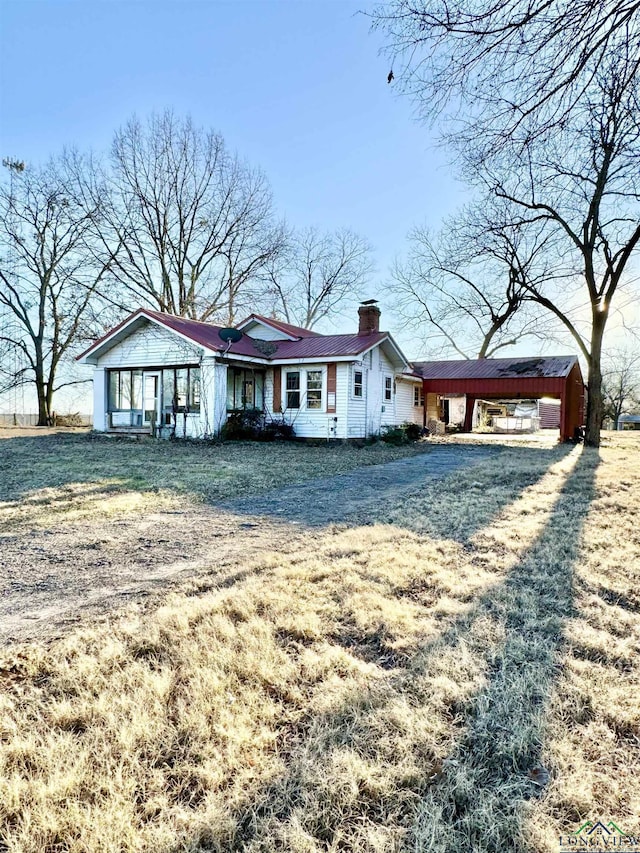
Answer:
[
  {"xmin": 78, "ymin": 308, "xmax": 410, "ymax": 367},
  {"xmin": 236, "ymin": 314, "xmax": 321, "ymax": 341}
]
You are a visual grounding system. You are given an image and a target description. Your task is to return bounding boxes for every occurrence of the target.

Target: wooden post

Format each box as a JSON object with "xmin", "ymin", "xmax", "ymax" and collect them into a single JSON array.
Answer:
[{"xmin": 464, "ymin": 396, "xmax": 476, "ymax": 433}]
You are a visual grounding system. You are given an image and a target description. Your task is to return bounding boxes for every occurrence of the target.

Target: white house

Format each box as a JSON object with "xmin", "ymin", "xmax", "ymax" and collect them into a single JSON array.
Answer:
[{"xmin": 77, "ymin": 303, "xmax": 425, "ymax": 440}]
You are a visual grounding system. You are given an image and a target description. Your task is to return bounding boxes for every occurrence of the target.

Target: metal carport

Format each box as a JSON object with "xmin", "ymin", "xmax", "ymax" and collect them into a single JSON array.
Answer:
[{"xmin": 412, "ymin": 356, "xmax": 585, "ymax": 442}]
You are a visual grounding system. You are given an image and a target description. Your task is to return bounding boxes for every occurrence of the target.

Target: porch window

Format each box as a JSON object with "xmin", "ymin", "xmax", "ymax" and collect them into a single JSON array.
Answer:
[
  {"xmin": 306, "ymin": 370, "xmax": 322, "ymax": 409},
  {"xmin": 286, "ymin": 371, "xmax": 300, "ymax": 409},
  {"xmin": 414, "ymin": 386, "xmax": 424, "ymax": 407},
  {"xmin": 176, "ymin": 368, "xmax": 188, "ymax": 409},
  {"xmin": 108, "ymin": 366, "xmax": 200, "ymax": 428},
  {"xmin": 108, "ymin": 369, "xmax": 142, "ymax": 412},
  {"xmin": 162, "ymin": 367, "xmax": 201, "ymax": 424},
  {"xmin": 226, "ymin": 368, "xmax": 265, "ymax": 410},
  {"xmin": 353, "ymin": 370, "xmax": 363, "ymax": 398}
]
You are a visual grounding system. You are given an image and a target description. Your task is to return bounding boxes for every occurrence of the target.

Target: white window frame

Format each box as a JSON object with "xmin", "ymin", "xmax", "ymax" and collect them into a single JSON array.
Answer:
[
  {"xmin": 306, "ymin": 369, "xmax": 323, "ymax": 410},
  {"xmin": 384, "ymin": 374, "xmax": 393, "ymax": 402},
  {"xmin": 283, "ymin": 367, "xmax": 326, "ymax": 412},
  {"xmin": 414, "ymin": 386, "xmax": 425, "ymax": 407},
  {"xmin": 285, "ymin": 370, "xmax": 301, "ymax": 409},
  {"xmin": 352, "ymin": 367, "xmax": 364, "ymax": 399}
]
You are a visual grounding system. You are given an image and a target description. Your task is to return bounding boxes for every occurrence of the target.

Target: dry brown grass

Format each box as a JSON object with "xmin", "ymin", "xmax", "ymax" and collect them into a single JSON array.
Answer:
[
  {"xmin": 1, "ymin": 434, "xmax": 639, "ymax": 852},
  {"xmin": 0, "ymin": 432, "xmax": 426, "ymax": 531}
]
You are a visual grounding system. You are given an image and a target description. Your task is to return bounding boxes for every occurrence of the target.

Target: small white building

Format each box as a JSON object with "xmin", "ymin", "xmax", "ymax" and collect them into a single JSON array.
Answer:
[{"xmin": 77, "ymin": 303, "xmax": 424, "ymax": 440}]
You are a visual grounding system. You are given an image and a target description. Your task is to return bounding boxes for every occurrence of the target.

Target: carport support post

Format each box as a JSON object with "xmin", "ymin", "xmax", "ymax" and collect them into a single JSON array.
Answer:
[{"xmin": 464, "ymin": 396, "xmax": 476, "ymax": 433}]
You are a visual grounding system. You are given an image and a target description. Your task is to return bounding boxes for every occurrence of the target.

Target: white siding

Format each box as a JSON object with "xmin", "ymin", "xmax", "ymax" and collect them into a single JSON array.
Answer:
[
  {"xmin": 279, "ymin": 364, "xmax": 336, "ymax": 440},
  {"xmin": 173, "ymin": 413, "xmax": 202, "ymax": 439},
  {"xmin": 334, "ymin": 363, "xmax": 350, "ymax": 439},
  {"xmin": 395, "ymin": 379, "xmax": 424, "ymax": 426},
  {"xmin": 243, "ymin": 320, "xmax": 292, "ymax": 341},
  {"xmin": 264, "ymin": 363, "xmax": 350, "ymax": 439},
  {"xmin": 379, "ymin": 349, "xmax": 397, "ymax": 429},
  {"xmin": 346, "ymin": 360, "xmax": 368, "ymax": 438},
  {"xmin": 96, "ymin": 321, "xmax": 201, "ymax": 368}
]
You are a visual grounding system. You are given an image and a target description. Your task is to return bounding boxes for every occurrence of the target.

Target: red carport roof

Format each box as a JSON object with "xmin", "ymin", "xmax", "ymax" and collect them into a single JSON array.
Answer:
[{"xmin": 412, "ymin": 356, "xmax": 579, "ymax": 381}]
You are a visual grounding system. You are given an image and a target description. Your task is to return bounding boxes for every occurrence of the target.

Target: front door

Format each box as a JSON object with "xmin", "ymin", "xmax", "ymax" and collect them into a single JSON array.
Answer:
[{"xmin": 142, "ymin": 372, "xmax": 161, "ymax": 429}]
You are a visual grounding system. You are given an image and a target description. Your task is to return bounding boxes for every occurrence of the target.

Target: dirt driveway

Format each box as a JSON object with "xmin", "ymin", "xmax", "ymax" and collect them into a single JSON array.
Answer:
[{"xmin": 0, "ymin": 444, "xmax": 495, "ymax": 644}]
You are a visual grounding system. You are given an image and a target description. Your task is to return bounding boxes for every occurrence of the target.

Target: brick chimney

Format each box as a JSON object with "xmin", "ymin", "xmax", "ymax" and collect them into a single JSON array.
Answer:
[{"xmin": 358, "ymin": 301, "xmax": 381, "ymax": 335}]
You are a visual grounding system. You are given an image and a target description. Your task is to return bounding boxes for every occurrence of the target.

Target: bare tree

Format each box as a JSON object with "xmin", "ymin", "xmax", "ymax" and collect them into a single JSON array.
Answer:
[
  {"xmin": 85, "ymin": 112, "xmax": 285, "ymax": 324},
  {"xmin": 374, "ymin": 3, "xmax": 640, "ymax": 445},
  {"xmin": 392, "ymin": 209, "xmax": 553, "ymax": 359},
  {"xmin": 602, "ymin": 348, "xmax": 640, "ymax": 428},
  {"xmin": 265, "ymin": 227, "xmax": 373, "ymax": 329},
  {"xmin": 480, "ymin": 62, "xmax": 640, "ymax": 445},
  {"xmin": 373, "ymin": 0, "xmax": 640, "ymax": 149},
  {"xmin": 0, "ymin": 154, "xmax": 111, "ymax": 425}
]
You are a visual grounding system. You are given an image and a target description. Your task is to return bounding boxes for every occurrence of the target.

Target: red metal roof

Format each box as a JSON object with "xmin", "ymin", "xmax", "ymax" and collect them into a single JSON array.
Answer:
[
  {"xmin": 412, "ymin": 356, "xmax": 578, "ymax": 381},
  {"xmin": 236, "ymin": 313, "xmax": 322, "ymax": 338},
  {"xmin": 142, "ymin": 310, "xmax": 389, "ymax": 360},
  {"xmin": 266, "ymin": 331, "xmax": 388, "ymax": 360},
  {"xmin": 78, "ymin": 308, "xmax": 392, "ymax": 362}
]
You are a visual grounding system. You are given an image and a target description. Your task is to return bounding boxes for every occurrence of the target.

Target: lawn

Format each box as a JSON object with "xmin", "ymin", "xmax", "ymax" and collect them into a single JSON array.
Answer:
[
  {"xmin": 0, "ymin": 429, "xmax": 429, "ymax": 516},
  {"xmin": 0, "ymin": 431, "xmax": 638, "ymax": 852}
]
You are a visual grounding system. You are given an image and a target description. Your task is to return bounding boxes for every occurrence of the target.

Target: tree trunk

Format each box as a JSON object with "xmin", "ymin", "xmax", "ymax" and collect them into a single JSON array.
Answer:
[
  {"xmin": 35, "ymin": 359, "xmax": 53, "ymax": 426},
  {"xmin": 36, "ymin": 384, "xmax": 50, "ymax": 426},
  {"xmin": 584, "ymin": 311, "xmax": 607, "ymax": 447}
]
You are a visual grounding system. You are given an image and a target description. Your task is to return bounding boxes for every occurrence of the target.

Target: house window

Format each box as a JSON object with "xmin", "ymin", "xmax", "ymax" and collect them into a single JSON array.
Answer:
[
  {"xmin": 306, "ymin": 370, "xmax": 322, "ymax": 409},
  {"xmin": 384, "ymin": 376, "xmax": 393, "ymax": 402},
  {"xmin": 284, "ymin": 369, "xmax": 325, "ymax": 410},
  {"xmin": 414, "ymin": 386, "xmax": 424, "ymax": 407},
  {"xmin": 353, "ymin": 370, "xmax": 363, "ymax": 398},
  {"xmin": 286, "ymin": 371, "xmax": 300, "ymax": 409}
]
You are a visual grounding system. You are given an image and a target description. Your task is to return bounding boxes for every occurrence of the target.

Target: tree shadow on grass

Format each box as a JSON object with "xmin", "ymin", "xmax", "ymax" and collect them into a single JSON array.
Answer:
[
  {"xmin": 404, "ymin": 448, "xmax": 600, "ymax": 851},
  {"xmin": 220, "ymin": 442, "xmax": 575, "ymax": 544},
  {"xmin": 162, "ymin": 448, "xmax": 598, "ymax": 852}
]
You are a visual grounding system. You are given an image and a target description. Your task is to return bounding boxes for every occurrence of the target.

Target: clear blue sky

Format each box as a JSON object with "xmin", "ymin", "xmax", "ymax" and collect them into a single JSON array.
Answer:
[{"xmin": 0, "ymin": 0, "xmax": 468, "ymax": 343}]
